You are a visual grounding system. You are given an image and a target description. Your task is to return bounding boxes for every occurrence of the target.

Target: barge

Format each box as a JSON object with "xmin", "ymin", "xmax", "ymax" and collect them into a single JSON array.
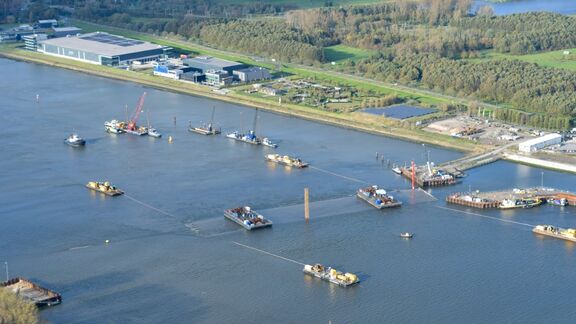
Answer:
[
  {"xmin": 303, "ymin": 264, "xmax": 359, "ymax": 287},
  {"xmin": 533, "ymin": 225, "xmax": 576, "ymax": 242},
  {"xmin": 189, "ymin": 123, "xmax": 221, "ymax": 135},
  {"xmin": 226, "ymin": 130, "xmax": 261, "ymax": 145},
  {"xmin": 85, "ymin": 181, "xmax": 123, "ymax": 196},
  {"xmin": 224, "ymin": 206, "xmax": 272, "ymax": 230},
  {"xmin": 265, "ymin": 154, "xmax": 308, "ymax": 168},
  {"xmin": 446, "ymin": 193, "xmax": 499, "ymax": 209},
  {"xmin": 357, "ymin": 185, "xmax": 402, "ymax": 209},
  {"xmin": 1, "ymin": 278, "xmax": 62, "ymax": 307},
  {"xmin": 499, "ymin": 198, "xmax": 542, "ymax": 209}
]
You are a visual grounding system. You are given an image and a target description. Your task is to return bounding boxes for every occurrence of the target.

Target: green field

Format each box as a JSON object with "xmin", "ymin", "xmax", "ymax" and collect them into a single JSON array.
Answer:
[
  {"xmin": 324, "ymin": 44, "xmax": 375, "ymax": 63},
  {"xmin": 469, "ymin": 48, "xmax": 576, "ymax": 72}
]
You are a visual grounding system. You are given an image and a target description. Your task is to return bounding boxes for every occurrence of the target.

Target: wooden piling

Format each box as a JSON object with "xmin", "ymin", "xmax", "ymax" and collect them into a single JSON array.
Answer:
[{"xmin": 304, "ymin": 187, "xmax": 310, "ymax": 222}]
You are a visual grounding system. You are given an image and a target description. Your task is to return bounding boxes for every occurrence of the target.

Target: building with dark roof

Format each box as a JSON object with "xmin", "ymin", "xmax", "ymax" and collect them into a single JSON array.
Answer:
[
  {"xmin": 182, "ymin": 56, "xmax": 246, "ymax": 75},
  {"xmin": 38, "ymin": 32, "xmax": 169, "ymax": 66},
  {"xmin": 233, "ymin": 67, "xmax": 272, "ymax": 82},
  {"xmin": 52, "ymin": 27, "xmax": 82, "ymax": 38}
]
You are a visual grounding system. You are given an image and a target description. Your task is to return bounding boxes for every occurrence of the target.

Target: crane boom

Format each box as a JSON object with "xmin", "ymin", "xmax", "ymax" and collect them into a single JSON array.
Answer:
[{"xmin": 128, "ymin": 92, "xmax": 146, "ymax": 130}]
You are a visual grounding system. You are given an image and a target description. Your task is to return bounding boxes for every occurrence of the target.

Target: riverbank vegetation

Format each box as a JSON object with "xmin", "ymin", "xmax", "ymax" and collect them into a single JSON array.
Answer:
[{"xmin": 0, "ymin": 289, "xmax": 39, "ymax": 324}]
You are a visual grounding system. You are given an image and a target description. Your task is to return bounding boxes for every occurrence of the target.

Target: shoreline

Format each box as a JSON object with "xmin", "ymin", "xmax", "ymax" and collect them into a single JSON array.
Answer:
[{"xmin": 0, "ymin": 48, "xmax": 482, "ymax": 153}]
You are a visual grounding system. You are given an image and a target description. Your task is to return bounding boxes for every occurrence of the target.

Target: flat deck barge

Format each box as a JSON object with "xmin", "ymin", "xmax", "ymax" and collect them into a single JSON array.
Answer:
[
  {"xmin": 303, "ymin": 264, "xmax": 359, "ymax": 287},
  {"xmin": 400, "ymin": 165, "xmax": 457, "ymax": 187},
  {"xmin": 1, "ymin": 278, "xmax": 62, "ymax": 307},
  {"xmin": 224, "ymin": 206, "xmax": 272, "ymax": 230},
  {"xmin": 86, "ymin": 181, "xmax": 123, "ymax": 196},
  {"xmin": 189, "ymin": 126, "xmax": 221, "ymax": 135},
  {"xmin": 357, "ymin": 185, "xmax": 402, "ymax": 209},
  {"xmin": 446, "ymin": 193, "xmax": 500, "ymax": 209},
  {"xmin": 533, "ymin": 225, "xmax": 576, "ymax": 242},
  {"xmin": 265, "ymin": 154, "xmax": 308, "ymax": 168}
]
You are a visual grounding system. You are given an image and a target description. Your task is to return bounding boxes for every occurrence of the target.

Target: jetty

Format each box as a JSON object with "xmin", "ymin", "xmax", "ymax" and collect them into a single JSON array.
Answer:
[{"xmin": 447, "ymin": 187, "xmax": 576, "ymax": 209}]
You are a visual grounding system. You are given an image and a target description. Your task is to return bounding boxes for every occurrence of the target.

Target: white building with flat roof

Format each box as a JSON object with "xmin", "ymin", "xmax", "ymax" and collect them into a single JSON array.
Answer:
[
  {"xmin": 38, "ymin": 32, "xmax": 169, "ymax": 66},
  {"xmin": 518, "ymin": 133, "xmax": 562, "ymax": 153}
]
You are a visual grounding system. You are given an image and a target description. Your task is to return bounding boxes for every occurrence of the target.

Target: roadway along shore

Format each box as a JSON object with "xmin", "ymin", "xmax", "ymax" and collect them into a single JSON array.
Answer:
[{"xmin": 0, "ymin": 47, "xmax": 482, "ymax": 153}]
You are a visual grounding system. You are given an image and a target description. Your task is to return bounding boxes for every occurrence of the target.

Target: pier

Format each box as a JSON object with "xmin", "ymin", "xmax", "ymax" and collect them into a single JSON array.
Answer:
[{"xmin": 446, "ymin": 187, "xmax": 576, "ymax": 209}]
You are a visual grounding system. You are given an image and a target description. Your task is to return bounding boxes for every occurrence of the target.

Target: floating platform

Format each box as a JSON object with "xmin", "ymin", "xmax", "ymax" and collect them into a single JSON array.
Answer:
[
  {"xmin": 265, "ymin": 154, "xmax": 308, "ymax": 168},
  {"xmin": 533, "ymin": 225, "xmax": 576, "ymax": 242},
  {"xmin": 189, "ymin": 126, "xmax": 221, "ymax": 135},
  {"xmin": 303, "ymin": 264, "xmax": 359, "ymax": 287},
  {"xmin": 224, "ymin": 206, "xmax": 272, "ymax": 230},
  {"xmin": 446, "ymin": 193, "xmax": 500, "ymax": 209},
  {"xmin": 400, "ymin": 167, "xmax": 457, "ymax": 187},
  {"xmin": 357, "ymin": 186, "xmax": 402, "ymax": 209},
  {"xmin": 1, "ymin": 278, "xmax": 62, "ymax": 307}
]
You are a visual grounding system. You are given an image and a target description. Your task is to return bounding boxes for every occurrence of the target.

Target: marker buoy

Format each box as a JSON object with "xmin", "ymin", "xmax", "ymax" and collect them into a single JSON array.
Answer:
[
  {"xmin": 105, "ymin": 239, "xmax": 110, "ymax": 244},
  {"xmin": 168, "ymin": 136, "xmax": 173, "ymax": 143}
]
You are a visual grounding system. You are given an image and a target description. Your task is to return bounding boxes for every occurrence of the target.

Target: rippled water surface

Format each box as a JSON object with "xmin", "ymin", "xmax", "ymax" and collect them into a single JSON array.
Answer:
[{"xmin": 1, "ymin": 58, "xmax": 575, "ymax": 323}]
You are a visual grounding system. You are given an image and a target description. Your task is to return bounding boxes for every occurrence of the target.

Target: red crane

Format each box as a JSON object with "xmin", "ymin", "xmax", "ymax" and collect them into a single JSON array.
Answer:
[{"xmin": 127, "ymin": 92, "xmax": 147, "ymax": 131}]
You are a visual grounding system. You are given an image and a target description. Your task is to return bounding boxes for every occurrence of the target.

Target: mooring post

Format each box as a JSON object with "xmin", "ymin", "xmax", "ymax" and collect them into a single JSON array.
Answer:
[
  {"xmin": 304, "ymin": 187, "xmax": 310, "ymax": 222},
  {"xmin": 411, "ymin": 161, "xmax": 416, "ymax": 190}
]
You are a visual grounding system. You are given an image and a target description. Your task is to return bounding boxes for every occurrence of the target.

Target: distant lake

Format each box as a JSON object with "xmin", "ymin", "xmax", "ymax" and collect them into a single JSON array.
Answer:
[
  {"xmin": 474, "ymin": 0, "xmax": 576, "ymax": 15},
  {"xmin": 361, "ymin": 105, "xmax": 437, "ymax": 119}
]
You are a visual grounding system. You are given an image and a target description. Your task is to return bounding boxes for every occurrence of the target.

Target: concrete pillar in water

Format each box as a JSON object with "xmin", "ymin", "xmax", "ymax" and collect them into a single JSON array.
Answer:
[{"xmin": 304, "ymin": 187, "xmax": 310, "ymax": 222}]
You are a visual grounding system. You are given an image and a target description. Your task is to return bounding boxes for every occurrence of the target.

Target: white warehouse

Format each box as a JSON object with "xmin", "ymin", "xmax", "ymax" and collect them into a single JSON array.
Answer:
[{"xmin": 518, "ymin": 133, "xmax": 562, "ymax": 153}]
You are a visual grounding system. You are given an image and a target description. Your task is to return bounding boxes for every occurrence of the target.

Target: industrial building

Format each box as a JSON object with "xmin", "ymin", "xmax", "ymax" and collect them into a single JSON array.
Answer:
[
  {"xmin": 52, "ymin": 27, "xmax": 82, "ymax": 38},
  {"xmin": 38, "ymin": 32, "xmax": 169, "ymax": 66},
  {"xmin": 205, "ymin": 70, "xmax": 233, "ymax": 86},
  {"xmin": 37, "ymin": 19, "xmax": 58, "ymax": 29},
  {"xmin": 233, "ymin": 67, "xmax": 271, "ymax": 82},
  {"xmin": 518, "ymin": 133, "xmax": 562, "ymax": 153},
  {"xmin": 22, "ymin": 33, "xmax": 47, "ymax": 51},
  {"xmin": 153, "ymin": 64, "xmax": 195, "ymax": 80},
  {"xmin": 183, "ymin": 56, "xmax": 246, "ymax": 75}
]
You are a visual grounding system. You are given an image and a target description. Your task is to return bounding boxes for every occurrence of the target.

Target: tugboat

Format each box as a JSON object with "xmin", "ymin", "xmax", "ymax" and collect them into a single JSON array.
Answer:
[
  {"xmin": 357, "ymin": 185, "xmax": 402, "ymax": 209},
  {"xmin": 189, "ymin": 106, "xmax": 221, "ymax": 135},
  {"xmin": 265, "ymin": 154, "xmax": 308, "ymax": 168},
  {"xmin": 400, "ymin": 232, "xmax": 414, "ymax": 239},
  {"xmin": 303, "ymin": 264, "xmax": 359, "ymax": 287},
  {"xmin": 533, "ymin": 225, "xmax": 576, "ymax": 242},
  {"xmin": 105, "ymin": 120, "xmax": 124, "ymax": 134},
  {"xmin": 85, "ymin": 181, "xmax": 123, "ymax": 196},
  {"xmin": 64, "ymin": 133, "xmax": 86, "ymax": 147},
  {"xmin": 262, "ymin": 137, "xmax": 278, "ymax": 148},
  {"xmin": 147, "ymin": 127, "xmax": 162, "ymax": 138},
  {"xmin": 499, "ymin": 199, "xmax": 524, "ymax": 209},
  {"xmin": 224, "ymin": 206, "xmax": 272, "ymax": 230}
]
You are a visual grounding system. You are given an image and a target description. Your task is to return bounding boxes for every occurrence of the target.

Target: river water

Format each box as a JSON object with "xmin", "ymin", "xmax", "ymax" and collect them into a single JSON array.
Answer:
[
  {"xmin": 1, "ymin": 58, "xmax": 575, "ymax": 323},
  {"xmin": 474, "ymin": 0, "xmax": 576, "ymax": 15}
]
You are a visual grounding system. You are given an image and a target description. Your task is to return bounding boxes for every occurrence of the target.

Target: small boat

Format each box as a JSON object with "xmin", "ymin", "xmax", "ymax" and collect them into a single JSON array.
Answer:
[
  {"xmin": 146, "ymin": 108, "xmax": 162, "ymax": 138},
  {"xmin": 147, "ymin": 127, "xmax": 162, "ymax": 138},
  {"xmin": 400, "ymin": 232, "xmax": 413, "ymax": 239},
  {"xmin": 392, "ymin": 166, "xmax": 402, "ymax": 175},
  {"xmin": 262, "ymin": 137, "xmax": 278, "ymax": 148},
  {"xmin": 499, "ymin": 198, "xmax": 524, "ymax": 209},
  {"xmin": 64, "ymin": 133, "xmax": 85, "ymax": 147},
  {"xmin": 1, "ymin": 278, "xmax": 62, "ymax": 307},
  {"xmin": 104, "ymin": 120, "xmax": 124, "ymax": 134},
  {"xmin": 548, "ymin": 197, "xmax": 568, "ymax": 206},
  {"xmin": 86, "ymin": 181, "xmax": 123, "ymax": 196},
  {"xmin": 303, "ymin": 264, "xmax": 359, "ymax": 287}
]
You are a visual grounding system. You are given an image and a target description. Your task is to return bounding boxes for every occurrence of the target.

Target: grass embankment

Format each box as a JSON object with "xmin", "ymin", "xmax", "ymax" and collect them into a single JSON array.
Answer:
[
  {"xmin": 470, "ymin": 48, "xmax": 576, "ymax": 72},
  {"xmin": 0, "ymin": 42, "xmax": 480, "ymax": 152},
  {"xmin": 324, "ymin": 45, "xmax": 375, "ymax": 63}
]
